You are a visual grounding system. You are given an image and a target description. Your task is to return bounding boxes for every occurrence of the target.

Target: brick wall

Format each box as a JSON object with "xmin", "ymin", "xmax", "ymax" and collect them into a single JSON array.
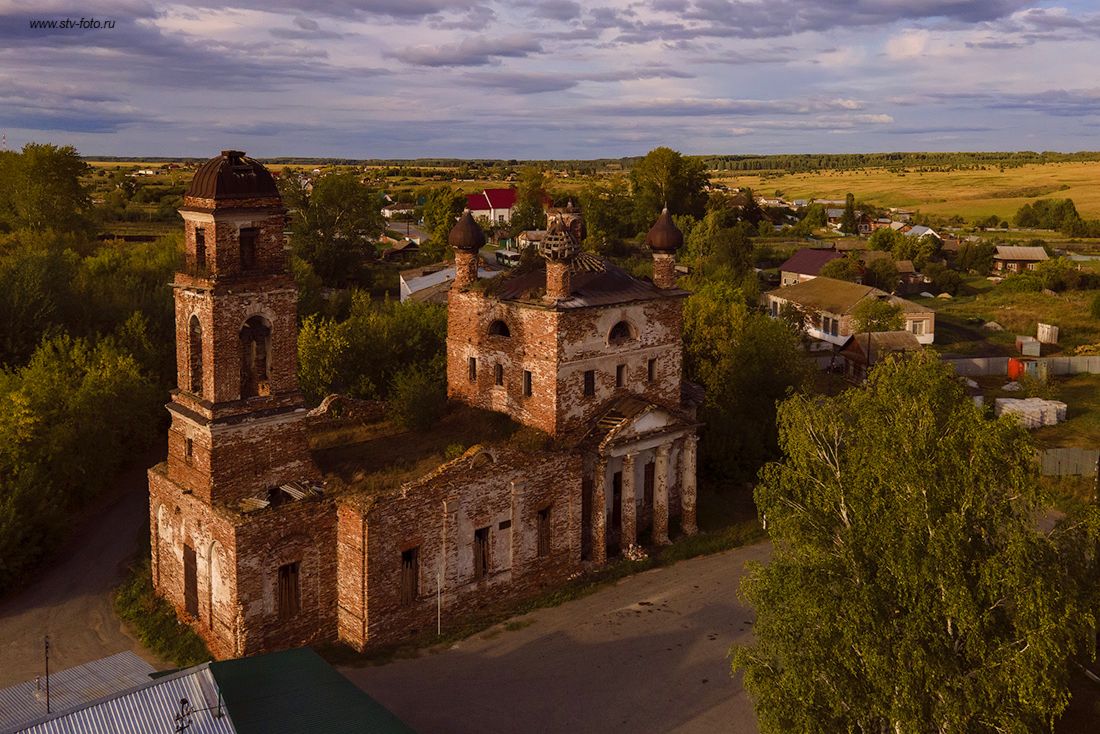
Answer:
[
  {"xmin": 337, "ymin": 445, "xmax": 583, "ymax": 651},
  {"xmin": 447, "ymin": 290, "xmax": 687, "ymax": 437}
]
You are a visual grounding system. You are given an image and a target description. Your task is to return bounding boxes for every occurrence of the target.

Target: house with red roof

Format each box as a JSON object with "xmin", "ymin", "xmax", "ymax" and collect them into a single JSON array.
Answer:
[
  {"xmin": 778, "ymin": 248, "xmax": 844, "ymax": 286},
  {"xmin": 466, "ymin": 187, "xmax": 518, "ymax": 225}
]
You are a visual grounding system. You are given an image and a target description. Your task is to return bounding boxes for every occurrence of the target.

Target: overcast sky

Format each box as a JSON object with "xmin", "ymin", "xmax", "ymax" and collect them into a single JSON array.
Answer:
[{"xmin": 1, "ymin": 0, "xmax": 1098, "ymax": 158}]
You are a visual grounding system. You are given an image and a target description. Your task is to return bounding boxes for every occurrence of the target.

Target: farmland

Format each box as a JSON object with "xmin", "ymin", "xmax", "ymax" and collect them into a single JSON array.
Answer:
[{"xmin": 714, "ymin": 160, "xmax": 1100, "ymax": 221}]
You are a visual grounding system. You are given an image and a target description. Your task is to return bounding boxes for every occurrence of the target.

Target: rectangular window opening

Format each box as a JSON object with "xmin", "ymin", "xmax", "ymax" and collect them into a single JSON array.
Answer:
[
  {"xmin": 400, "ymin": 547, "xmax": 419, "ymax": 606},
  {"xmin": 523, "ymin": 370, "xmax": 533, "ymax": 397},
  {"xmin": 195, "ymin": 228, "xmax": 206, "ymax": 270},
  {"xmin": 647, "ymin": 358, "xmax": 656, "ymax": 383},
  {"xmin": 185, "ymin": 437, "xmax": 194, "ymax": 459},
  {"xmin": 537, "ymin": 506, "xmax": 552, "ymax": 558},
  {"xmin": 277, "ymin": 562, "xmax": 301, "ymax": 619},
  {"xmin": 494, "ymin": 363, "xmax": 504, "ymax": 386},
  {"xmin": 583, "ymin": 369, "xmax": 595, "ymax": 397},
  {"xmin": 615, "ymin": 364, "xmax": 625, "ymax": 388},
  {"xmin": 240, "ymin": 227, "xmax": 258, "ymax": 271},
  {"xmin": 474, "ymin": 527, "xmax": 490, "ymax": 580},
  {"xmin": 468, "ymin": 356, "xmax": 477, "ymax": 382}
]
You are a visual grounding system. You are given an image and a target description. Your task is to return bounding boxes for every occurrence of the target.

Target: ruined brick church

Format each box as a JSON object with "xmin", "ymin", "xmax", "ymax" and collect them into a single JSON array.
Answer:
[{"xmin": 150, "ymin": 151, "xmax": 700, "ymax": 658}]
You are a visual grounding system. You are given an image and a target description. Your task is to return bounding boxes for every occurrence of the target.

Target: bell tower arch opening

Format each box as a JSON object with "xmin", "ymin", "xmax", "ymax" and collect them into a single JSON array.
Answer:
[
  {"xmin": 240, "ymin": 315, "xmax": 272, "ymax": 398},
  {"xmin": 188, "ymin": 315, "xmax": 204, "ymax": 395}
]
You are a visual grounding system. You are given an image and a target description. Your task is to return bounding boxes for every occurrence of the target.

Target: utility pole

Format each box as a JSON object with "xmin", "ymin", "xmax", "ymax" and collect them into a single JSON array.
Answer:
[{"xmin": 44, "ymin": 636, "xmax": 50, "ymax": 714}]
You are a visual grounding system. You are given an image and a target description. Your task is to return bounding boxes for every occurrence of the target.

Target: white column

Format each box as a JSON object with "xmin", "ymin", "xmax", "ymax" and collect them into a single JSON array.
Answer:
[
  {"xmin": 680, "ymin": 435, "xmax": 698, "ymax": 536},
  {"xmin": 621, "ymin": 453, "xmax": 637, "ymax": 550},
  {"xmin": 592, "ymin": 457, "xmax": 607, "ymax": 565},
  {"xmin": 653, "ymin": 444, "xmax": 670, "ymax": 545}
]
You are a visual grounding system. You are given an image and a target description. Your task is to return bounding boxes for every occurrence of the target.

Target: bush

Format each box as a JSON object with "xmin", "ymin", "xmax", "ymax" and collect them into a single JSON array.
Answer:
[
  {"xmin": 1091, "ymin": 292, "xmax": 1100, "ymax": 320},
  {"xmin": 923, "ymin": 262, "xmax": 963, "ymax": 295},
  {"xmin": 387, "ymin": 358, "xmax": 447, "ymax": 431},
  {"xmin": 115, "ymin": 557, "xmax": 211, "ymax": 667}
]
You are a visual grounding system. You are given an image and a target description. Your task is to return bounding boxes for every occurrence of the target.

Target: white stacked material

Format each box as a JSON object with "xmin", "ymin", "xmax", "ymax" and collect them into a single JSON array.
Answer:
[
  {"xmin": 994, "ymin": 398, "xmax": 1068, "ymax": 428},
  {"xmin": 1038, "ymin": 323, "xmax": 1059, "ymax": 344}
]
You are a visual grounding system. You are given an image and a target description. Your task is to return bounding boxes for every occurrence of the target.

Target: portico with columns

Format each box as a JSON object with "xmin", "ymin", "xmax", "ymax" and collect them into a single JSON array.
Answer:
[{"xmin": 583, "ymin": 398, "xmax": 699, "ymax": 562}]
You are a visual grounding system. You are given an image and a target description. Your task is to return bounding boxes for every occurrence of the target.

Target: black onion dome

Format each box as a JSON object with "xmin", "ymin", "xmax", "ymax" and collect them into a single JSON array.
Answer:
[
  {"xmin": 645, "ymin": 208, "xmax": 683, "ymax": 253},
  {"xmin": 448, "ymin": 210, "xmax": 486, "ymax": 252},
  {"xmin": 186, "ymin": 150, "xmax": 280, "ymax": 201}
]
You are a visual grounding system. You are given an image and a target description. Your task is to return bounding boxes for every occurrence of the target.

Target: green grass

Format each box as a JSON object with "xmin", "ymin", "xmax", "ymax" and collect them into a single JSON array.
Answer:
[
  {"xmin": 1032, "ymin": 374, "xmax": 1100, "ymax": 449},
  {"xmin": 114, "ymin": 557, "xmax": 211, "ymax": 668},
  {"xmin": 920, "ymin": 280, "xmax": 1100, "ymax": 354}
]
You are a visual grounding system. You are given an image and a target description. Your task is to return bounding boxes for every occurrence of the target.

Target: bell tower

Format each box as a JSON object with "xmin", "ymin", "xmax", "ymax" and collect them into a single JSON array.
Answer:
[{"xmin": 166, "ymin": 150, "xmax": 318, "ymax": 507}]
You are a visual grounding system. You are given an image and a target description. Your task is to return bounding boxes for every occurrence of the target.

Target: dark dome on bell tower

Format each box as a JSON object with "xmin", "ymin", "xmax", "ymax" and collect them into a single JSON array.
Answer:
[{"xmin": 186, "ymin": 150, "xmax": 280, "ymax": 202}]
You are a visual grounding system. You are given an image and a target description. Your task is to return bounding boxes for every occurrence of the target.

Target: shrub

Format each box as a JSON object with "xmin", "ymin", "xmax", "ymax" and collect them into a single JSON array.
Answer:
[{"xmin": 387, "ymin": 358, "xmax": 447, "ymax": 431}]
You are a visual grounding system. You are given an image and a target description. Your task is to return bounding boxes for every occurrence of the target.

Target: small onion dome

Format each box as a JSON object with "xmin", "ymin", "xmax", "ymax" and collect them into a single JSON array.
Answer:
[
  {"xmin": 645, "ymin": 207, "xmax": 683, "ymax": 253},
  {"xmin": 539, "ymin": 214, "xmax": 579, "ymax": 262},
  {"xmin": 186, "ymin": 150, "xmax": 279, "ymax": 200},
  {"xmin": 448, "ymin": 210, "xmax": 486, "ymax": 252}
]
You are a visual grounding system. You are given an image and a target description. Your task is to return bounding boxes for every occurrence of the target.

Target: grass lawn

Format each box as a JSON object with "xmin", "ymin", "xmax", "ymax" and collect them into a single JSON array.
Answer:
[
  {"xmin": 919, "ymin": 278, "xmax": 1100, "ymax": 354},
  {"xmin": 1031, "ymin": 374, "xmax": 1100, "ymax": 449}
]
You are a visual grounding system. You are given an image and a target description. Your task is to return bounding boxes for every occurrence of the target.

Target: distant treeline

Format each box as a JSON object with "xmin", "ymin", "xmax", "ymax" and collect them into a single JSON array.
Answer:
[
  {"xmin": 85, "ymin": 151, "xmax": 1100, "ymax": 173},
  {"xmin": 701, "ymin": 151, "xmax": 1100, "ymax": 172}
]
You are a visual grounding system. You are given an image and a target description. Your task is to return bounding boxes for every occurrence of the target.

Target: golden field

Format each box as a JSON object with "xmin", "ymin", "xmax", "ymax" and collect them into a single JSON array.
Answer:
[{"xmin": 714, "ymin": 160, "xmax": 1100, "ymax": 220}]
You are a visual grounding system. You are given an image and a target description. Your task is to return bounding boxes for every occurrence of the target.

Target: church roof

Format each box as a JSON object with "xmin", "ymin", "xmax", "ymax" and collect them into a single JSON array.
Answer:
[
  {"xmin": 186, "ymin": 150, "xmax": 280, "ymax": 201},
  {"xmin": 483, "ymin": 256, "xmax": 687, "ymax": 308}
]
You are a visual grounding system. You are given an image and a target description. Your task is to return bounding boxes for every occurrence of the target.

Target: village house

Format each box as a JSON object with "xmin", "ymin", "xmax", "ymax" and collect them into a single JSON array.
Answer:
[
  {"xmin": 838, "ymin": 330, "xmax": 923, "ymax": 382},
  {"xmin": 993, "ymin": 245, "xmax": 1049, "ymax": 273},
  {"xmin": 764, "ymin": 276, "xmax": 935, "ymax": 347},
  {"xmin": 466, "ymin": 188, "xmax": 518, "ymax": 225},
  {"xmin": 150, "ymin": 152, "xmax": 700, "ymax": 659},
  {"xmin": 778, "ymin": 248, "xmax": 843, "ymax": 287}
]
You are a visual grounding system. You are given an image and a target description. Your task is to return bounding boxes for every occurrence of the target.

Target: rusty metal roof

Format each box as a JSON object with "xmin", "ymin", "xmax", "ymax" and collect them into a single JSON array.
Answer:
[
  {"xmin": 489, "ymin": 257, "xmax": 687, "ymax": 308},
  {"xmin": 185, "ymin": 150, "xmax": 280, "ymax": 201}
]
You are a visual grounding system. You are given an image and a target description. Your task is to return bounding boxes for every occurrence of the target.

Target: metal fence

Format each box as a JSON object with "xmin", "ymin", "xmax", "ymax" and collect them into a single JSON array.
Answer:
[
  {"xmin": 943, "ymin": 355, "xmax": 1100, "ymax": 377},
  {"xmin": 1039, "ymin": 447, "xmax": 1099, "ymax": 477}
]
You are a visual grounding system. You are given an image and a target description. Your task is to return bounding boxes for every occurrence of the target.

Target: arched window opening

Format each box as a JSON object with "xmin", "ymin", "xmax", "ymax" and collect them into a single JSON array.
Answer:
[
  {"xmin": 608, "ymin": 320, "xmax": 635, "ymax": 346},
  {"xmin": 240, "ymin": 315, "xmax": 272, "ymax": 398},
  {"xmin": 488, "ymin": 320, "xmax": 511, "ymax": 337},
  {"xmin": 189, "ymin": 315, "xmax": 203, "ymax": 395}
]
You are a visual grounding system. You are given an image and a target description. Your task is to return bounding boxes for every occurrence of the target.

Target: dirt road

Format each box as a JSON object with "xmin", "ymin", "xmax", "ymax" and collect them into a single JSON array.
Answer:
[
  {"xmin": 344, "ymin": 542, "xmax": 770, "ymax": 734},
  {"xmin": 0, "ymin": 449, "xmax": 165, "ymax": 688}
]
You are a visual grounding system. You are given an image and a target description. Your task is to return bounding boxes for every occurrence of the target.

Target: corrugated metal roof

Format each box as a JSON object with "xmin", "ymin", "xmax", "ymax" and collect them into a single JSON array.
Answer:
[
  {"xmin": 0, "ymin": 652, "xmax": 155, "ymax": 733},
  {"xmin": 8, "ymin": 666, "xmax": 235, "ymax": 734},
  {"xmin": 994, "ymin": 245, "xmax": 1049, "ymax": 261}
]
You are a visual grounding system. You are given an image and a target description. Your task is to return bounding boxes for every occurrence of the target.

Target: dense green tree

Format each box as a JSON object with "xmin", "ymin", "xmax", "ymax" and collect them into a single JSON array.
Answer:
[
  {"xmin": 683, "ymin": 278, "xmax": 812, "ymax": 483},
  {"xmin": 922, "ymin": 261, "xmax": 963, "ymax": 295},
  {"xmin": 956, "ymin": 240, "xmax": 996, "ymax": 273},
  {"xmin": 862, "ymin": 257, "xmax": 900, "ymax": 292},
  {"xmin": 0, "ymin": 144, "xmax": 92, "ymax": 234},
  {"xmin": 630, "ymin": 147, "xmax": 708, "ymax": 230},
  {"xmin": 0, "ymin": 231, "xmax": 80, "ymax": 366},
  {"xmin": 576, "ymin": 177, "xmax": 634, "ymax": 253},
  {"xmin": 868, "ymin": 227, "xmax": 904, "ymax": 252},
  {"xmin": 839, "ymin": 192, "xmax": 858, "ymax": 234},
  {"xmin": 801, "ymin": 203, "xmax": 827, "ymax": 230},
  {"xmin": 733, "ymin": 354, "xmax": 1100, "ymax": 733},
  {"xmin": 285, "ymin": 172, "xmax": 383, "ymax": 285},
  {"xmin": 298, "ymin": 294, "xmax": 447, "ymax": 402},
  {"xmin": 819, "ymin": 255, "xmax": 863, "ymax": 283},
  {"xmin": 387, "ymin": 357, "xmax": 447, "ymax": 431},
  {"xmin": 851, "ymin": 298, "xmax": 903, "ymax": 332},
  {"xmin": 0, "ymin": 332, "xmax": 161, "ymax": 589},
  {"xmin": 420, "ymin": 186, "xmax": 466, "ymax": 260},
  {"xmin": 510, "ymin": 166, "xmax": 550, "ymax": 234}
]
